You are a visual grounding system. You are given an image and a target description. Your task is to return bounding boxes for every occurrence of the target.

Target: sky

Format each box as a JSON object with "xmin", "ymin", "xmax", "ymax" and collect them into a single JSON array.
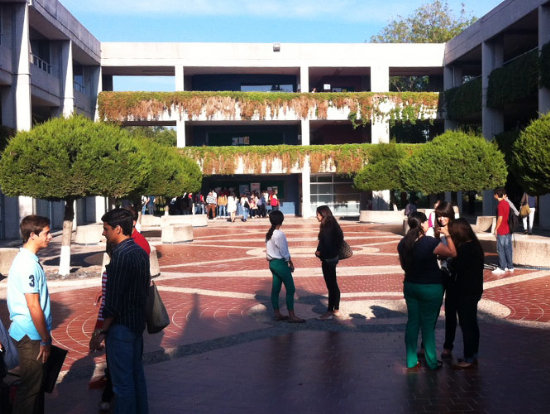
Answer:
[{"xmin": 59, "ymin": 0, "xmax": 504, "ymax": 90}]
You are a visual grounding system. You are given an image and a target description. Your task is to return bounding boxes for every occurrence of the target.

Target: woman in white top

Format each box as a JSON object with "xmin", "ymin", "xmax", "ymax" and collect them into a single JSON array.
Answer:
[
  {"xmin": 265, "ymin": 210, "xmax": 304, "ymax": 323},
  {"xmin": 227, "ymin": 193, "xmax": 237, "ymax": 222}
]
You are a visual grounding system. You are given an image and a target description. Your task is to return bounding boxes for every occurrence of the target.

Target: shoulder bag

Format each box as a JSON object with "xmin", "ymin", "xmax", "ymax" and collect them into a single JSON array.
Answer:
[
  {"xmin": 338, "ymin": 240, "xmax": 353, "ymax": 260},
  {"xmin": 146, "ymin": 281, "xmax": 170, "ymax": 334}
]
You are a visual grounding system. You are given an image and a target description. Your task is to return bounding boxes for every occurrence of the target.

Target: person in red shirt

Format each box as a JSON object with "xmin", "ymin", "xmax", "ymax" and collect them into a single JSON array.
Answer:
[
  {"xmin": 124, "ymin": 206, "xmax": 151, "ymax": 255},
  {"xmin": 492, "ymin": 188, "xmax": 513, "ymax": 275}
]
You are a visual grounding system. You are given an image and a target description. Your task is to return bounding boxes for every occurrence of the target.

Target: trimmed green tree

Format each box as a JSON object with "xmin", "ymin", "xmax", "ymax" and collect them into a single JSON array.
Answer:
[
  {"xmin": 354, "ymin": 143, "xmax": 408, "ymax": 191},
  {"xmin": 130, "ymin": 139, "xmax": 202, "ymax": 209},
  {"xmin": 0, "ymin": 115, "xmax": 150, "ymax": 275},
  {"xmin": 400, "ymin": 130, "xmax": 507, "ymax": 194},
  {"xmin": 511, "ymin": 113, "xmax": 550, "ymax": 195}
]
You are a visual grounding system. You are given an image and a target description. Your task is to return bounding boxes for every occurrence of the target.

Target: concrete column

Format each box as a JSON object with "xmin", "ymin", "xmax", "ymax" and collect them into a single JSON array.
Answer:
[
  {"xmin": 176, "ymin": 119, "xmax": 186, "ymax": 147},
  {"xmin": 92, "ymin": 66, "xmax": 103, "ymax": 121},
  {"xmin": 59, "ymin": 40, "xmax": 74, "ymax": 117},
  {"xmin": 301, "ymin": 156, "xmax": 312, "ymax": 218},
  {"xmin": 539, "ymin": 5, "xmax": 550, "ymax": 114},
  {"xmin": 481, "ymin": 40, "xmax": 504, "ymax": 140},
  {"xmin": 175, "ymin": 65, "xmax": 184, "ymax": 91},
  {"xmin": 13, "ymin": 3, "xmax": 31, "ymax": 131},
  {"xmin": 18, "ymin": 196, "xmax": 34, "ymax": 219},
  {"xmin": 300, "ymin": 66, "xmax": 309, "ymax": 92},
  {"xmin": 370, "ymin": 66, "xmax": 389, "ymax": 92},
  {"xmin": 371, "ymin": 120, "xmax": 389, "ymax": 144},
  {"xmin": 300, "ymin": 119, "xmax": 310, "ymax": 146}
]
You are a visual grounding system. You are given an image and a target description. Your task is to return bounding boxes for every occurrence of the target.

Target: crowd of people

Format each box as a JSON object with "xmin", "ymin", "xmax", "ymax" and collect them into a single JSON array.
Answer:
[
  {"xmin": 165, "ymin": 188, "xmax": 281, "ymax": 222},
  {"xmin": 1, "ymin": 187, "xmax": 541, "ymax": 412}
]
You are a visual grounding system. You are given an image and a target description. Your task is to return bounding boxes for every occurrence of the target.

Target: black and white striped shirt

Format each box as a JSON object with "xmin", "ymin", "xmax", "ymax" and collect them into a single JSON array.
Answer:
[{"xmin": 103, "ymin": 238, "xmax": 150, "ymax": 334}]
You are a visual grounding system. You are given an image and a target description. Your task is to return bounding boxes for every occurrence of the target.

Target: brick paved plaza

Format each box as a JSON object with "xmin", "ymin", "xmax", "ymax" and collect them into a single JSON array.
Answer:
[{"xmin": 2, "ymin": 217, "xmax": 550, "ymax": 413}]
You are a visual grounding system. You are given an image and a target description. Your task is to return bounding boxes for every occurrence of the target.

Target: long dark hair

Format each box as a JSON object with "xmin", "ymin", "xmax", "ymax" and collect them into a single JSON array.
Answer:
[
  {"xmin": 316, "ymin": 205, "xmax": 343, "ymax": 243},
  {"xmin": 449, "ymin": 218, "xmax": 483, "ymax": 252},
  {"xmin": 399, "ymin": 211, "xmax": 427, "ymax": 272},
  {"xmin": 266, "ymin": 210, "xmax": 284, "ymax": 241},
  {"xmin": 434, "ymin": 201, "xmax": 456, "ymax": 238}
]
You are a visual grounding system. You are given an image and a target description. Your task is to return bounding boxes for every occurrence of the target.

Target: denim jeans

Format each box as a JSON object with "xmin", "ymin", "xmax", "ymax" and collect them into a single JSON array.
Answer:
[
  {"xmin": 496, "ymin": 233, "xmax": 513, "ymax": 270},
  {"xmin": 106, "ymin": 324, "xmax": 148, "ymax": 414},
  {"xmin": 218, "ymin": 205, "xmax": 227, "ymax": 217}
]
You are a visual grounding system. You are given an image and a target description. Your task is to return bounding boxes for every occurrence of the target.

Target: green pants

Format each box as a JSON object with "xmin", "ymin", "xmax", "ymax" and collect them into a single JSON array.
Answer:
[
  {"xmin": 403, "ymin": 282, "xmax": 444, "ymax": 369},
  {"xmin": 269, "ymin": 259, "xmax": 296, "ymax": 311}
]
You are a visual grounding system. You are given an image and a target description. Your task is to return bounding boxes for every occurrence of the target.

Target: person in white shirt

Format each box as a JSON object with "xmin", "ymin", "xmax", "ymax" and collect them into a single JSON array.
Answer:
[{"xmin": 265, "ymin": 210, "xmax": 304, "ymax": 323}]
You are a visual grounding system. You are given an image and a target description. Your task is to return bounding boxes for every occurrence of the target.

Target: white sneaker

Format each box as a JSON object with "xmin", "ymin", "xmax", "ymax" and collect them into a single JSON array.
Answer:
[
  {"xmin": 506, "ymin": 268, "xmax": 515, "ymax": 273},
  {"xmin": 492, "ymin": 268, "xmax": 505, "ymax": 275}
]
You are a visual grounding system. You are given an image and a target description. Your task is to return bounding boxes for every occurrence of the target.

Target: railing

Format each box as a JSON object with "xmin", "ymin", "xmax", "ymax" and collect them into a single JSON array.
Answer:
[{"xmin": 30, "ymin": 54, "xmax": 52, "ymax": 74}]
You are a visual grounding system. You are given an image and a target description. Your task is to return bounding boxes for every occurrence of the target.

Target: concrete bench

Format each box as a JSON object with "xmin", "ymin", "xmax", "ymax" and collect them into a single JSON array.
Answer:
[
  {"xmin": 161, "ymin": 224, "xmax": 193, "ymax": 244},
  {"xmin": 360, "ymin": 210, "xmax": 404, "ymax": 224},
  {"xmin": 473, "ymin": 216, "xmax": 496, "ymax": 233},
  {"xmin": 0, "ymin": 248, "xmax": 19, "ymax": 276},
  {"xmin": 160, "ymin": 215, "xmax": 208, "ymax": 228},
  {"xmin": 140, "ymin": 214, "xmax": 162, "ymax": 229},
  {"xmin": 478, "ymin": 232, "xmax": 550, "ymax": 268},
  {"xmin": 74, "ymin": 223, "xmax": 103, "ymax": 245},
  {"xmin": 101, "ymin": 245, "xmax": 161, "ymax": 277}
]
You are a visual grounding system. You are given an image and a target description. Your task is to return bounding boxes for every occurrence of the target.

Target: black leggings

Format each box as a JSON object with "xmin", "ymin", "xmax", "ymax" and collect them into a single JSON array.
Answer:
[{"xmin": 322, "ymin": 260, "xmax": 340, "ymax": 311}]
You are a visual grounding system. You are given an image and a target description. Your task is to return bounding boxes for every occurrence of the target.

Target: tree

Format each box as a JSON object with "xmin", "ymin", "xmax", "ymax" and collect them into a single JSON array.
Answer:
[
  {"xmin": 511, "ymin": 113, "xmax": 550, "ymax": 195},
  {"xmin": 371, "ymin": 1, "xmax": 477, "ymax": 92},
  {"xmin": 400, "ymin": 131, "xmax": 507, "ymax": 194},
  {"xmin": 354, "ymin": 143, "xmax": 407, "ymax": 191},
  {"xmin": 0, "ymin": 115, "xmax": 150, "ymax": 275},
  {"xmin": 126, "ymin": 126, "xmax": 177, "ymax": 147},
  {"xmin": 370, "ymin": 0, "xmax": 476, "ymax": 43},
  {"xmin": 130, "ymin": 139, "xmax": 202, "ymax": 209}
]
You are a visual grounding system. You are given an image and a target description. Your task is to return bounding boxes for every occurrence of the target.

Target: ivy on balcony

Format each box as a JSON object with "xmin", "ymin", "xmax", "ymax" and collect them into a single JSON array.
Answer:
[
  {"xmin": 444, "ymin": 78, "xmax": 481, "ymax": 121},
  {"xmin": 487, "ymin": 49, "xmax": 539, "ymax": 108},
  {"xmin": 180, "ymin": 143, "xmax": 417, "ymax": 176},
  {"xmin": 98, "ymin": 91, "xmax": 439, "ymax": 125}
]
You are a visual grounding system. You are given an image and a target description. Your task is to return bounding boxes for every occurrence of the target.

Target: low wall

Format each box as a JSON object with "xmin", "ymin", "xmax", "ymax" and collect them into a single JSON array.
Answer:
[
  {"xmin": 477, "ymin": 233, "xmax": 549, "ymax": 268},
  {"xmin": 141, "ymin": 214, "xmax": 208, "ymax": 229},
  {"xmin": 359, "ymin": 210, "xmax": 404, "ymax": 224},
  {"xmin": 0, "ymin": 248, "xmax": 19, "ymax": 276}
]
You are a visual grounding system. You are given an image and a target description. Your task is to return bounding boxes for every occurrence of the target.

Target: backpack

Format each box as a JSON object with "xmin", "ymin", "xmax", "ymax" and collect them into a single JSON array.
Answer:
[{"xmin": 508, "ymin": 209, "xmax": 520, "ymax": 233}]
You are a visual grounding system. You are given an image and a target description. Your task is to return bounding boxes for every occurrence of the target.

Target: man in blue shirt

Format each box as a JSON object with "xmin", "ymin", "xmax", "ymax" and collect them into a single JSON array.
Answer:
[{"xmin": 7, "ymin": 215, "xmax": 53, "ymax": 414}]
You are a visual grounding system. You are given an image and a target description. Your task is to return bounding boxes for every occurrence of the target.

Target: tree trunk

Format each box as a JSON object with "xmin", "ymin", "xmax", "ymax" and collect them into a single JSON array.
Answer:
[{"xmin": 58, "ymin": 198, "xmax": 75, "ymax": 276}]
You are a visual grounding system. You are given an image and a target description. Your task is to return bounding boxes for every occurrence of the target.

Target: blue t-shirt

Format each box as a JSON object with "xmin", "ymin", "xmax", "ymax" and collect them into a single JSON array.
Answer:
[
  {"xmin": 398, "ymin": 236, "xmax": 443, "ymax": 285},
  {"xmin": 7, "ymin": 248, "xmax": 52, "ymax": 341}
]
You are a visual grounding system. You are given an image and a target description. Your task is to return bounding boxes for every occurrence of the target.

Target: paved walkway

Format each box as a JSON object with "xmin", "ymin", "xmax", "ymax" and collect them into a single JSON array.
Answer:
[{"xmin": 2, "ymin": 217, "xmax": 550, "ymax": 413}]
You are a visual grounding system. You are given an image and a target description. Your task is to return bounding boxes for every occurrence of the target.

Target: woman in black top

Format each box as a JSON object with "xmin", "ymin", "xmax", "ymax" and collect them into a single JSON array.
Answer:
[
  {"xmin": 448, "ymin": 218, "xmax": 484, "ymax": 368},
  {"xmin": 315, "ymin": 205, "xmax": 344, "ymax": 320}
]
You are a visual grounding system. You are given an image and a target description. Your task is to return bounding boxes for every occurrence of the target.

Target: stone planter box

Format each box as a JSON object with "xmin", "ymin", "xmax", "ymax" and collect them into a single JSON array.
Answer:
[
  {"xmin": 161, "ymin": 224, "xmax": 193, "ymax": 244},
  {"xmin": 359, "ymin": 210, "xmax": 404, "ymax": 224},
  {"xmin": 75, "ymin": 223, "xmax": 103, "ymax": 245},
  {"xmin": 0, "ymin": 248, "xmax": 19, "ymax": 276}
]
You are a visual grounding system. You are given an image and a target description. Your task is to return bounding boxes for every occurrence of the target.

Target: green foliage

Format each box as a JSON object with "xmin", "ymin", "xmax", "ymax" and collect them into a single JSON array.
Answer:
[
  {"xmin": 400, "ymin": 130, "xmax": 507, "ymax": 193},
  {"xmin": 540, "ymin": 42, "xmax": 550, "ymax": 89},
  {"xmin": 134, "ymin": 140, "xmax": 202, "ymax": 198},
  {"xmin": 126, "ymin": 126, "xmax": 177, "ymax": 147},
  {"xmin": 354, "ymin": 144, "xmax": 408, "ymax": 191},
  {"xmin": 487, "ymin": 49, "xmax": 539, "ymax": 108},
  {"xmin": 0, "ymin": 115, "xmax": 149, "ymax": 200},
  {"xmin": 511, "ymin": 113, "xmax": 550, "ymax": 195},
  {"xmin": 444, "ymin": 78, "xmax": 482, "ymax": 121},
  {"xmin": 370, "ymin": 0, "xmax": 476, "ymax": 43},
  {"xmin": 494, "ymin": 130, "xmax": 520, "ymax": 167}
]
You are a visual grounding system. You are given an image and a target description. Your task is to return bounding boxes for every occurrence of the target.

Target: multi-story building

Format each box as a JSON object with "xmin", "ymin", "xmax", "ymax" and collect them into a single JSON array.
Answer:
[{"xmin": 0, "ymin": 0, "xmax": 549, "ymax": 239}]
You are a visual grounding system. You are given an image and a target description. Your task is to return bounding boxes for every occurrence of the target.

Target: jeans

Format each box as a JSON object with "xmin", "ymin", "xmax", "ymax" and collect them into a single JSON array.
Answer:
[
  {"xmin": 496, "ymin": 233, "xmax": 513, "ymax": 270},
  {"xmin": 403, "ymin": 282, "xmax": 444, "ymax": 369},
  {"xmin": 106, "ymin": 324, "xmax": 148, "ymax": 414},
  {"xmin": 13, "ymin": 335, "xmax": 44, "ymax": 414},
  {"xmin": 322, "ymin": 260, "xmax": 340, "ymax": 311},
  {"xmin": 218, "ymin": 205, "xmax": 227, "ymax": 217},
  {"xmin": 457, "ymin": 294, "xmax": 481, "ymax": 362},
  {"xmin": 242, "ymin": 207, "xmax": 249, "ymax": 221}
]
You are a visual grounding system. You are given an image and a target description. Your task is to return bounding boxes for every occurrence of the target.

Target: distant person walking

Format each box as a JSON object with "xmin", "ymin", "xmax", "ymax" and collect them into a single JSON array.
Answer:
[
  {"xmin": 520, "ymin": 192, "xmax": 536, "ymax": 235},
  {"xmin": 397, "ymin": 211, "xmax": 456, "ymax": 371},
  {"xmin": 315, "ymin": 205, "xmax": 344, "ymax": 320},
  {"xmin": 265, "ymin": 210, "xmax": 304, "ymax": 323},
  {"xmin": 492, "ymin": 188, "xmax": 513, "ymax": 275}
]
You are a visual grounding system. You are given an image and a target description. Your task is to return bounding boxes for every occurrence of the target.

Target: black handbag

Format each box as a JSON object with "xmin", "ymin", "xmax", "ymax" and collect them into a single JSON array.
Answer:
[
  {"xmin": 338, "ymin": 240, "xmax": 353, "ymax": 260},
  {"xmin": 146, "ymin": 282, "xmax": 170, "ymax": 334}
]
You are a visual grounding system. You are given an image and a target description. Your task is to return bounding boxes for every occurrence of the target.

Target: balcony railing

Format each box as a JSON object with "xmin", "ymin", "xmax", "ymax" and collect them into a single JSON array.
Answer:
[{"xmin": 30, "ymin": 54, "xmax": 52, "ymax": 74}]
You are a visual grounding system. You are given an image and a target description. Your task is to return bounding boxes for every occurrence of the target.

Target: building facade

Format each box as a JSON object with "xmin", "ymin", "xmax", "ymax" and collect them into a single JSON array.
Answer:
[{"xmin": 0, "ymin": 0, "xmax": 549, "ymax": 238}]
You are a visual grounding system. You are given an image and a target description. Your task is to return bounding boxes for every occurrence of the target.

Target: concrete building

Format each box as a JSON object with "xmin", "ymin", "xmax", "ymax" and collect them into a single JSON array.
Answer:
[{"xmin": 0, "ymin": 0, "xmax": 549, "ymax": 238}]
